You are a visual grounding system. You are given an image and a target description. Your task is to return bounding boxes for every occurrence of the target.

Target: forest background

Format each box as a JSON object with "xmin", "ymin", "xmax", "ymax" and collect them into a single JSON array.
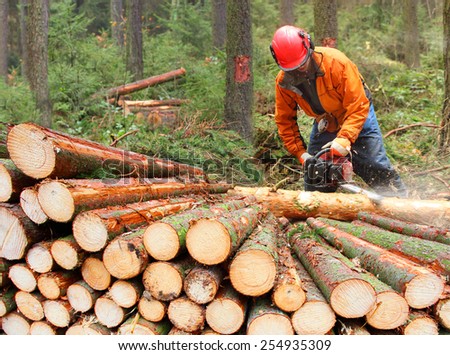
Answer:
[{"xmin": 0, "ymin": 0, "xmax": 448, "ymax": 199}]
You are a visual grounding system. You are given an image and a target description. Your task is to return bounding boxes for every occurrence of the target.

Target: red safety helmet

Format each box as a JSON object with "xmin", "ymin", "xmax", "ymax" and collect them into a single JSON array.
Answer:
[{"xmin": 270, "ymin": 25, "xmax": 314, "ymax": 71}]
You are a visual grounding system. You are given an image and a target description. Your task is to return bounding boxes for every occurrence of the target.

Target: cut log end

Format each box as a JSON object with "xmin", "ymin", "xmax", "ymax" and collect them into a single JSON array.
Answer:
[
  {"xmin": 205, "ymin": 298, "xmax": 245, "ymax": 335},
  {"xmin": 142, "ymin": 262, "xmax": 183, "ymax": 301},
  {"xmin": 7, "ymin": 123, "xmax": 56, "ymax": 179},
  {"xmin": 291, "ymin": 301, "xmax": 336, "ymax": 335},
  {"xmin": 329, "ymin": 279, "xmax": 376, "ymax": 318},
  {"xmin": 272, "ymin": 284, "xmax": 307, "ymax": 313},
  {"xmin": 26, "ymin": 243, "xmax": 54, "ymax": 273},
  {"xmin": 365, "ymin": 291, "xmax": 409, "ymax": 330},
  {"xmin": 0, "ymin": 163, "xmax": 13, "ymax": 202},
  {"xmin": 110, "ymin": 280, "xmax": 140, "ymax": 308},
  {"xmin": 15, "ymin": 291, "xmax": 45, "ymax": 321},
  {"xmin": 20, "ymin": 189, "xmax": 48, "ymax": 224},
  {"xmin": 51, "ymin": 240, "xmax": 79, "ymax": 270},
  {"xmin": 73, "ymin": 212, "xmax": 109, "ymax": 252},
  {"xmin": 8, "ymin": 264, "xmax": 37, "ymax": 292},
  {"xmin": 0, "ymin": 300, "xmax": 6, "ymax": 317},
  {"xmin": 186, "ymin": 219, "xmax": 231, "ymax": 265},
  {"xmin": 103, "ymin": 239, "xmax": 147, "ymax": 280},
  {"xmin": 436, "ymin": 298, "xmax": 450, "ymax": 329},
  {"xmin": 247, "ymin": 313, "xmax": 294, "ymax": 335},
  {"xmin": 405, "ymin": 273, "xmax": 445, "ymax": 309},
  {"xmin": 229, "ymin": 249, "xmax": 277, "ymax": 297},
  {"xmin": 81, "ymin": 257, "xmax": 111, "ymax": 291},
  {"xmin": 138, "ymin": 295, "xmax": 166, "ymax": 322},
  {"xmin": 2, "ymin": 312, "xmax": 31, "ymax": 335},
  {"xmin": 143, "ymin": 222, "xmax": 180, "ymax": 261},
  {"xmin": 37, "ymin": 181, "xmax": 75, "ymax": 222},
  {"xmin": 29, "ymin": 321, "xmax": 57, "ymax": 335},
  {"xmin": 67, "ymin": 284, "xmax": 95, "ymax": 313},
  {"xmin": 0, "ymin": 206, "xmax": 28, "ymax": 260},
  {"xmin": 168, "ymin": 297, "xmax": 205, "ymax": 333},
  {"xmin": 37, "ymin": 276, "xmax": 62, "ymax": 300},
  {"xmin": 404, "ymin": 316, "xmax": 439, "ymax": 335},
  {"xmin": 43, "ymin": 300, "xmax": 72, "ymax": 328},
  {"xmin": 94, "ymin": 297, "xmax": 125, "ymax": 328}
]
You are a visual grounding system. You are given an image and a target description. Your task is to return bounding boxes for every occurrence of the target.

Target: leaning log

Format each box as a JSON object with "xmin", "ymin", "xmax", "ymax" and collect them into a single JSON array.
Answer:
[
  {"xmin": 73, "ymin": 197, "xmax": 200, "ymax": 252},
  {"xmin": 186, "ymin": 205, "xmax": 265, "ymax": 265},
  {"xmin": 0, "ymin": 159, "xmax": 38, "ymax": 202},
  {"xmin": 231, "ymin": 187, "xmax": 450, "ymax": 228},
  {"xmin": 229, "ymin": 213, "xmax": 279, "ymax": 297},
  {"xmin": 320, "ymin": 217, "xmax": 450, "ymax": 276},
  {"xmin": 37, "ymin": 179, "xmax": 230, "ymax": 222},
  {"xmin": 307, "ymin": 218, "xmax": 445, "ymax": 309},
  {"xmin": 7, "ymin": 122, "xmax": 206, "ymax": 180},
  {"xmin": 357, "ymin": 211, "xmax": 450, "ymax": 245},
  {"xmin": 246, "ymin": 297, "xmax": 294, "ymax": 335}
]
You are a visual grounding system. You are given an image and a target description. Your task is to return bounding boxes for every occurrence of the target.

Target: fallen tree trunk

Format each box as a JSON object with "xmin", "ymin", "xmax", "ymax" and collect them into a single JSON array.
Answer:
[
  {"xmin": 0, "ymin": 159, "xmax": 38, "ymax": 202},
  {"xmin": 357, "ymin": 211, "xmax": 450, "ymax": 245},
  {"xmin": 307, "ymin": 218, "xmax": 445, "ymax": 309},
  {"xmin": 290, "ymin": 234, "xmax": 377, "ymax": 319},
  {"xmin": 7, "ymin": 122, "xmax": 206, "ymax": 180},
  {"xmin": 320, "ymin": 217, "xmax": 450, "ymax": 276},
  {"xmin": 231, "ymin": 187, "xmax": 450, "ymax": 228},
  {"xmin": 105, "ymin": 68, "xmax": 186, "ymax": 98},
  {"xmin": 229, "ymin": 213, "xmax": 279, "ymax": 297},
  {"xmin": 246, "ymin": 297, "xmax": 294, "ymax": 335},
  {"xmin": 37, "ymin": 179, "xmax": 230, "ymax": 223}
]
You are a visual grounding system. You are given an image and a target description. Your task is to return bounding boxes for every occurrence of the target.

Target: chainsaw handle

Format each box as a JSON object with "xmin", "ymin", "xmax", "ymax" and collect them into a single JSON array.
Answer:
[{"xmin": 313, "ymin": 148, "xmax": 332, "ymax": 160}]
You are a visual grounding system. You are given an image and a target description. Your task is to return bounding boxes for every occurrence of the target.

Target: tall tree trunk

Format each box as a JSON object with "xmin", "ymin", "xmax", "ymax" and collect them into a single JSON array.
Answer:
[
  {"xmin": 211, "ymin": 0, "xmax": 226, "ymax": 51},
  {"xmin": 314, "ymin": 0, "xmax": 338, "ymax": 48},
  {"xmin": 404, "ymin": 0, "xmax": 421, "ymax": 68},
  {"xmin": 26, "ymin": 0, "xmax": 52, "ymax": 127},
  {"xmin": 126, "ymin": 0, "xmax": 143, "ymax": 81},
  {"xmin": 280, "ymin": 0, "xmax": 296, "ymax": 26},
  {"xmin": 224, "ymin": 0, "xmax": 253, "ymax": 142},
  {"xmin": 19, "ymin": 0, "xmax": 29, "ymax": 80},
  {"xmin": 442, "ymin": 0, "xmax": 450, "ymax": 152},
  {"xmin": 111, "ymin": 0, "xmax": 124, "ymax": 47},
  {"xmin": 0, "ymin": 0, "xmax": 8, "ymax": 82}
]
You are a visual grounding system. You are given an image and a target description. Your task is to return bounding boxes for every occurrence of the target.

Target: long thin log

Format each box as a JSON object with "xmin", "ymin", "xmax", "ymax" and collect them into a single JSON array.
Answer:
[
  {"xmin": 51, "ymin": 235, "xmax": 87, "ymax": 270},
  {"xmin": 43, "ymin": 299, "xmax": 76, "ymax": 328},
  {"xmin": 8, "ymin": 263, "xmax": 38, "ymax": 292},
  {"xmin": 67, "ymin": 280, "xmax": 102, "ymax": 313},
  {"xmin": 0, "ymin": 159, "xmax": 38, "ymax": 202},
  {"xmin": 319, "ymin": 217, "xmax": 450, "ymax": 276},
  {"xmin": 118, "ymin": 313, "xmax": 172, "ymax": 335},
  {"xmin": 38, "ymin": 179, "xmax": 230, "ymax": 223},
  {"xmin": 94, "ymin": 295, "xmax": 127, "ymax": 329},
  {"xmin": 246, "ymin": 297, "xmax": 294, "ymax": 335},
  {"xmin": 143, "ymin": 196, "xmax": 255, "ymax": 261},
  {"xmin": 26, "ymin": 241, "xmax": 56, "ymax": 274},
  {"xmin": 14, "ymin": 290, "xmax": 45, "ymax": 321},
  {"xmin": 205, "ymin": 280, "xmax": 248, "ymax": 335},
  {"xmin": 2, "ymin": 311, "xmax": 31, "ymax": 335},
  {"xmin": 186, "ymin": 205, "xmax": 265, "ymax": 265},
  {"xmin": 290, "ymin": 234, "xmax": 377, "ymax": 319},
  {"xmin": 73, "ymin": 197, "xmax": 202, "ymax": 253},
  {"xmin": 231, "ymin": 186, "xmax": 450, "ymax": 228},
  {"xmin": 7, "ymin": 122, "xmax": 206, "ymax": 180},
  {"xmin": 122, "ymin": 99, "xmax": 190, "ymax": 108},
  {"xmin": 183, "ymin": 265, "xmax": 225, "ymax": 304},
  {"xmin": 81, "ymin": 255, "xmax": 112, "ymax": 291},
  {"xmin": 138, "ymin": 291, "xmax": 167, "ymax": 323},
  {"xmin": 357, "ymin": 211, "xmax": 450, "ymax": 245},
  {"xmin": 229, "ymin": 213, "xmax": 279, "ymax": 297},
  {"xmin": 109, "ymin": 278, "xmax": 144, "ymax": 308},
  {"xmin": 105, "ymin": 68, "xmax": 186, "ymax": 98},
  {"xmin": 20, "ymin": 187, "xmax": 49, "ymax": 225},
  {"xmin": 167, "ymin": 295, "xmax": 206, "ymax": 333},
  {"xmin": 36, "ymin": 271, "xmax": 80, "ymax": 300},
  {"xmin": 307, "ymin": 218, "xmax": 445, "ymax": 309}
]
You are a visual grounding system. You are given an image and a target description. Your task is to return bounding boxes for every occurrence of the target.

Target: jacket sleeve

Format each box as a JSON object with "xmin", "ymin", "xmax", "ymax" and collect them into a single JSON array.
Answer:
[
  {"xmin": 274, "ymin": 80, "xmax": 307, "ymax": 161},
  {"xmin": 333, "ymin": 60, "xmax": 370, "ymax": 143}
]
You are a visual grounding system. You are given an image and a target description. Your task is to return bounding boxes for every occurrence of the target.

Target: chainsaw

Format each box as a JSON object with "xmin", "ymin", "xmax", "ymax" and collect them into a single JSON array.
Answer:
[{"xmin": 304, "ymin": 148, "xmax": 383, "ymax": 204}]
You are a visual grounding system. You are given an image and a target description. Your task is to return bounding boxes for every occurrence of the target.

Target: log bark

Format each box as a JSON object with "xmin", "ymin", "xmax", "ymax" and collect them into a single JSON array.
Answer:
[
  {"xmin": 43, "ymin": 299, "xmax": 76, "ymax": 328},
  {"xmin": 435, "ymin": 286, "xmax": 450, "ymax": 330},
  {"xmin": 8, "ymin": 263, "xmax": 38, "ymax": 292},
  {"xmin": 307, "ymin": 217, "xmax": 445, "ymax": 309},
  {"xmin": 143, "ymin": 196, "xmax": 254, "ymax": 261},
  {"xmin": 142, "ymin": 256, "xmax": 197, "ymax": 301},
  {"xmin": 357, "ymin": 211, "xmax": 450, "ymax": 245},
  {"xmin": 66, "ymin": 280, "xmax": 102, "ymax": 313},
  {"xmin": 36, "ymin": 271, "xmax": 80, "ymax": 300},
  {"xmin": 231, "ymin": 186, "xmax": 450, "ymax": 228},
  {"xmin": 138, "ymin": 291, "xmax": 167, "ymax": 322},
  {"xmin": 117, "ymin": 313, "xmax": 172, "ymax": 335},
  {"xmin": 0, "ymin": 257, "xmax": 12, "ymax": 287},
  {"xmin": 246, "ymin": 297, "xmax": 294, "ymax": 335},
  {"xmin": 122, "ymin": 98, "xmax": 189, "ymax": 110},
  {"xmin": 0, "ymin": 158, "xmax": 38, "ymax": 202},
  {"xmin": 184, "ymin": 265, "xmax": 225, "ymax": 304},
  {"xmin": 290, "ymin": 234, "xmax": 377, "ymax": 319},
  {"xmin": 109, "ymin": 278, "xmax": 144, "ymax": 308},
  {"xmin": 0, "ymin": 286, "xmax": 17, "ymax": 317},
  {"xmin": 20, "ymin": 187, "xmax": 48, "ymax": 224},
  {"xmin": 402, "ymin": 311, "xmax": 439, "ymax": 335},
  {"xmin": 37, "ymin": 179, "xmax": 229, "ymax": 223},
  {"xmin": 290, "ymin": 256, "xmax": 336, "ymax": 335},
  {"xmin": 105, "ymin": 68, "xmax": 186, "ymax": 98},
  {"xmin": 271, "ymin": 235, "xmax": 306, "ymax": 313},
  {"xmin": 51, "ymin": 235, "xmax": 87, "ymax": 270},
  {"xmin": 73, "ymin": 197, "xmax": 201, "ymax": 252},
  {"xmin": 320, "ymin": 217, "xmax": 450, "ymax": 276},
  {"xmin": 81, "ymin": 255, "xmax": 112, "ymax": 291},
  {"xmin": 65, "ymin": 315, "xmax": 113, "ymax": 335},
  {"xmin": 26, "ymin": 241, "xmax": 54, "ymax": 274},
  {"xmin": 229, "ymin": 213, "xmax": 279, "ymax": 297},
  {"xmin": 14, "ymin": 290, "xmax": 45, "ymax": 321},
  {"xmin": 1, "ymin": 311, "xmax": 31, "ymax": 335},
  {"xmin": 186, "ymin": 205, "xmax": 264, "ymax": 265},
  {"xmin": 94, "ymin": 294, "xmax": 127, "ymax": 328},
  {"xmin": 205, "ymin": 280, "xmax": 248, "ymax": 335},
  {"xmin": 7, "ymin": 122, "xmax": 206, "ymax": 180},
  {"xmin": 167, "ymin": 295, "xmax": 206, "ymax": 333}
]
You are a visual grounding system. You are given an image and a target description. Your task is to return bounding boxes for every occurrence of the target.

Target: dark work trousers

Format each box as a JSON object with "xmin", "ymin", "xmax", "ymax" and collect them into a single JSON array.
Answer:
[{"xmin": 306, "ymin": 104, "xmax": 408, "ymax": 197}]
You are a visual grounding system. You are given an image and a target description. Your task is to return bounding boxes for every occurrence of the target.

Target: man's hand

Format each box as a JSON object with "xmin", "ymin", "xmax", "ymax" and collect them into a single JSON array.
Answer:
[
  {"xmin": 299, "ymin": 152, "xmax": 313, "ymax": 165},
  {"xmin": 322, "ymin": 137, "xmax": 351, "ymax": 157}
]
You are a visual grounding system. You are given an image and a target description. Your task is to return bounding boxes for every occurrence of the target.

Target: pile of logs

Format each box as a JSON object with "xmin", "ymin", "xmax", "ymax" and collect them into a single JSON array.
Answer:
[{"xmin": 1, "ymin": 123, "xmax": 450, "ymax": 335}]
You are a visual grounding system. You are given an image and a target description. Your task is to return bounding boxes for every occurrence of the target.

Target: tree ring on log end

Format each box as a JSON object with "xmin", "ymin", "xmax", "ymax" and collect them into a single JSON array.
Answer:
[
  {"xmin": 73, "ymin": 212, "xmax": 108, "ymax": 252},
  {"xmin": 43, "ymin": 301, "xmax": 71, "ymax": 328},
  {"xmin": 365, "ymin": 291, "xmax": 409, "ymax": 330},
  {"xmin": 81, "ymin": 257, "xmax": 111, "ymax": 291},
  {"xmin": 103, "ymin": 239, "xmax": 147, "ymax": 279},
  {"xmin": 94, "ymin": 297, "xmax": 125, "ymax": 328},
  {"xmin": 329, "ymin": 279, "xmax": 376, "ymax": 318},
  {"xmin": 0, "ymin": 163, "xmax": 13, "ymax": 202},
  {"xmin": 8, "ymin": 264, "xmax": 37, "ymax": 292},
  {"xmin": 20, "ymin": 189, "xmax": 48, "ymax": 224},
  {"xmin": 38, "ymin": 181, "xmax": 75, "ymax": 222},
  {"xmin": 272, "ymin": 283, "xmax": 306, "ymax": 313},
  {"xmin": 0, "ymin": 207, "xmax": 28, "ymax": 260},
  {"xmin": 291, "ymin": 301, "xmax": 336, "ymax": 335},
  {"xmin": 404, "ymin": 273, "xmax": 444, "ymax": 309},
  {"xmin": 51, "ymin": 240, "xmax": 78, "ymax": 270},
  {"xmin": 143, "ymin": 222, "xmax": 180, "ymax": 261},
  {"xmin": 142, "ymin": 262, "xmax": 183, "ymax": 301},
  {"xmin": 247, "ymin": 313, "xmax": 294, "ymax": 335},
  {"xmin": 37, "ymin": 275, "xmax": 62, "ymax": 300},
  {"xmin": 15, "ymin": 291, "xmax": 45, "ymax": 321},
  {"xmin": 205, "ymin": 298, "xmax": 245, "ymax": 334},
  {"xmin": 7, "ymin": 123, "xmax": 56, "ymax": 179},
  {"xmin": 67, "ymin": 283, "xmax": 94, "ymax": 313}
]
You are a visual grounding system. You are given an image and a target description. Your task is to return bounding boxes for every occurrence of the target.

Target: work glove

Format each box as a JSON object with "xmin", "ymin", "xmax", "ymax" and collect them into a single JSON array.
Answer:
[
  {"xmin": 322, "ymin": 137, "xmax": 351, "ymax": 157},
  {"xmin": 299, "ymin": 152, "xmax": 313, "ymax": 165}
]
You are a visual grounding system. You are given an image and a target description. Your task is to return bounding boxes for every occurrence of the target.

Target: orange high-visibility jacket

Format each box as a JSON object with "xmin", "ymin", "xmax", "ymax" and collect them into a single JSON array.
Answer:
[{"xmin": 274, "ymin": 46, "xmax": 370, "ymax": 161}]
